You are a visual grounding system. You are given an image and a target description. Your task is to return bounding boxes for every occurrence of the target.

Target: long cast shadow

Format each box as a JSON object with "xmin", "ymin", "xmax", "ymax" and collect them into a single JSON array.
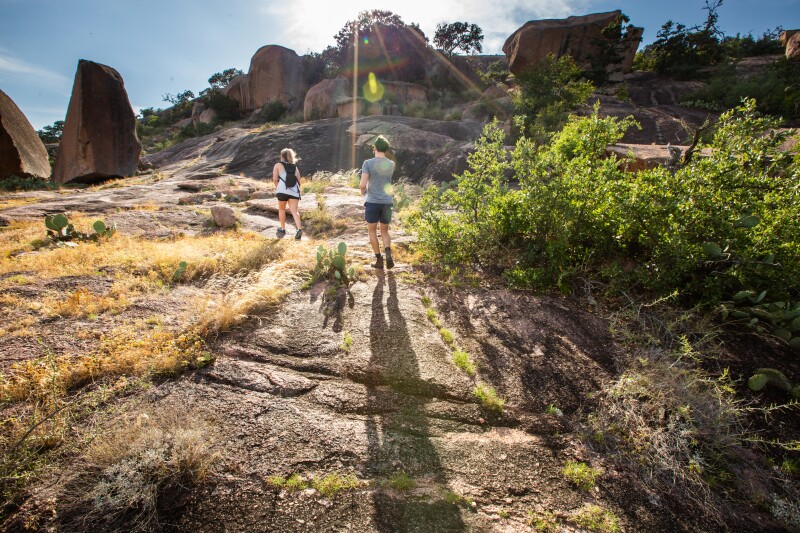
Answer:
[{"xmin": 365, "ymin": 272, "xmax": 465, "ymax": 532}]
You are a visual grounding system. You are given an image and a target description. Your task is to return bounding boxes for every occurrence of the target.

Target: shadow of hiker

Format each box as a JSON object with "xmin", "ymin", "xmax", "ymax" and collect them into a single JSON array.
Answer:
[{"xmin": 366, "ymin": 272, "xmax": 466, "ymax": 532}]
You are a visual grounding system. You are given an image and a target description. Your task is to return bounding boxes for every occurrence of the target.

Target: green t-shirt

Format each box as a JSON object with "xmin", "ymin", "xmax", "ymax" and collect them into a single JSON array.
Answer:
[{"xmin": 362, "ymin": 157, "xmax": 395, "ymax": 204}]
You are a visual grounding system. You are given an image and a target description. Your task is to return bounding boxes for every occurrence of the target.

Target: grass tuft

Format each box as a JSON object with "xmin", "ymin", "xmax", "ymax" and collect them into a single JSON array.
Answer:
[
  {"xmin": 452, "ymin": 349, "xmax": 476, "ymax": 376},
  {"xmin": 57, "ymin": 407, "xmax": 218, "ymax": 531},
  {"xmin": 474, "ymin": 383, "xmax": 505, "ymax": 413},
  {"xmin": 571, "ymin": 503, "xmax": 620, "ymax": 532},
  {"xmin": 312, "ymin": 472, "xmax": 360, "ymax": 497},
  {"xmin": 386, "ymin": 471, "xmax": 416, "ymax": 491},
  {"xmin": 562, "ymin": 460, "xmax": 600, "ymax": 491}
]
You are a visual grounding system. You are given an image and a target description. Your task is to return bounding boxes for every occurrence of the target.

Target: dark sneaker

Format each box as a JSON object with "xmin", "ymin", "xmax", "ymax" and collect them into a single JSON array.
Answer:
[
  {"xmin": 385, "ymin": 248, "xmax": 394, "ymax": 269},
  {"xmin": 294, "ymin": 228, "xmax": 303, "ymax": 240},
  {"xmin": 372, "ymin": 255, "xmax": 384, "ymax": 269},
  {"xmin": 276, "ymin": 227, "xmax": 286, "ymax": 238}
]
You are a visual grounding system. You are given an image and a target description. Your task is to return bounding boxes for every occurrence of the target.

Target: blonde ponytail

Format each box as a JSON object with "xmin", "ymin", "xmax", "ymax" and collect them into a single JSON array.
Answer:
[{"xmin": 280, "ymin": 148, "xmax": 297, "ymax": 164}]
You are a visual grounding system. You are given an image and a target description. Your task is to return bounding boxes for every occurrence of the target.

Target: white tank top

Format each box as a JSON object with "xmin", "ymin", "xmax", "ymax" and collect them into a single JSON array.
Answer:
[{"xmin": 276, "ymin": 162, "xmax": 300, "ymax": 198}]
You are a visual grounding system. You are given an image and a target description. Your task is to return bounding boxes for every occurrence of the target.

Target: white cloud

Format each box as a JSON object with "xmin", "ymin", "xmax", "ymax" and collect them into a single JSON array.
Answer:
[
  {"xmin": 264, "ymin": 0, "xmax": 593, "ymax": 54},
  {"xmin": 0, "ymin": 48, "xmax": 69, "ymax": 85}
]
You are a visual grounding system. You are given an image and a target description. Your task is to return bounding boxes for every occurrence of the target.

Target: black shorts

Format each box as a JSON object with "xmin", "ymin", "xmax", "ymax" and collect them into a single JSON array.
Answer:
[
  {"xmin": 364, "ymin": 202, "xmax": 392, "ymax": 224},
  {"xmin": 276, "ymin": 193, "xmax": 300, "ymax": 202}
]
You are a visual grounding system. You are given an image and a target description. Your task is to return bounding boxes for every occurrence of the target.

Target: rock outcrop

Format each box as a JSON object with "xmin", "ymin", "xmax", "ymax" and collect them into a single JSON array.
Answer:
[
  {"xmin": 247, "ymin": 45, "xmax": 308, "ymax": 111},
  {"xmin": 784, "ymin": 31, "xmax": 800, "ymax": 61},
  {"xmin": 503, "ymin": 10, "xmax": 643, "ymax": 77},
  {"xmin": 142, "ymin": 116, "xmax": 484, "ymax": 184},
  {"xmin": 221, "ymin": 74, "xmax": 251, "ymax": 113},
  {"xmin": 53, "ymin": 60, "xmax": 141, "ymax": 184},
  {"xmin": 304, "ymin": 79, "xmax": 428, "ymax": 121},
  {"xmin": 462, "ymin": 84, "xmax": 514, "ymax": 122},
  {"xmin": 0, "ymin": 89, "xmax": 51, "ymax": 180},
  {"xmin": 304, "ymin": 77, "xmax": 350, "ymax": 121}
]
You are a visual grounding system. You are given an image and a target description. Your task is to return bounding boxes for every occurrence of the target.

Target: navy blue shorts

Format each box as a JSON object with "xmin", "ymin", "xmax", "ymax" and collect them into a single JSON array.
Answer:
[{"xmin": 364, "ymin": 202, "xmax": 393, "ymax": 224}]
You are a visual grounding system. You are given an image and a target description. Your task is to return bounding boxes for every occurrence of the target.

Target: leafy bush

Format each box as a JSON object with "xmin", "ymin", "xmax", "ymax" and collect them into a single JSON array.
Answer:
[
  {"xmin": 413, "ymin": 98, "xmax": 800, "ymax": 309},
  {"xmin": 202, "ymin": 90, "xmax": 240, "ymax": 122},
  {"xmin": 258, "ymin": 100, "xmax": 287, "ymax": 122},
  {"xmin": 682, "ymin": 59, "xmax": 800, "ymax": 121},
  {"xmin": 512, "ymin": 54, "xmax": 594, "ymax": 142}
]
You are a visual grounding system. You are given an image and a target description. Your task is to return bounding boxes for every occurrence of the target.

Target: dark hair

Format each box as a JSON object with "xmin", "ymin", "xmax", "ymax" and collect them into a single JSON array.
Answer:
[{"xmin": 373, "ymin": 136, "xmax": 389, "ymax": 152}]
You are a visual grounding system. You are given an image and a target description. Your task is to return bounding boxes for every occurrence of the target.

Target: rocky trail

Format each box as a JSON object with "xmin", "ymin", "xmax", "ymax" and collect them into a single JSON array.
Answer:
[{"xmin": 1, "ymin": 116, "xmax": 788, "ymax": 532}]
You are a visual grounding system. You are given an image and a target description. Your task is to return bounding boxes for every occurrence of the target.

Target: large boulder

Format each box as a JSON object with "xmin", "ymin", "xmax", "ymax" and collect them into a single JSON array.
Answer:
[
  {"xmin": 53, "ymin": 60, "xmax": 141, "ymax": 184},
  {"xmin": 784, "ymin": 31, "xmax": 800, "ymax": 62},
  {"xmin": 304, "ymin": 77, "xmax": 350, "ymax": 121},
  {"xmin": 503, "ymin": 10, "xmax": 643, "ymax": 77},
  {"xmin": 247, "ymin": 45, "xmax": 308, "ymax": 112},
  {"xmin": 0, "ymin": 89, "xmax": 51, "ymax": 180}
]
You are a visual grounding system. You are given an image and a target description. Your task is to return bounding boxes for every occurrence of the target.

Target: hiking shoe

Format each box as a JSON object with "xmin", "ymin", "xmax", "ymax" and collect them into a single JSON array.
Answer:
[
  {"xmin": 385, "ymin": 248, "xmax": 395, "ymax": 269},
  {"xmin": 276, "ymin": 227, "xmax": 286, "ymax": 238},
  {"xmin": 372, "ymin": 255, "xmax": 384, "ymax": 269},
  {"xmin": 294, "ymin": 228, "xmax": 303, "ymax": 240}
]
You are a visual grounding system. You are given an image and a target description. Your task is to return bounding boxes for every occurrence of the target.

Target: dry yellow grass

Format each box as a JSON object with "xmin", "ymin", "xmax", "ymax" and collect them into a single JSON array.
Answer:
[
  {"xmin": 1, "ymin": 224, "xmax": 284, "ymax": 281},
  {"xmin": 0, "ymin": 323, "xmax": 210, "ymax": 404},
  {"xmin": 1, "ymin": 233, "xmax": 319, "ymax": 403},
  {"xmin": 0, "ymin": 197, "xmax": 40, "ymax": 211},
  {"xmin": 196, "ymin": 239, "xmax": 317, "ymax": 334},
  {"xmin": 42, "ymin": 287, "xmax": 129, "ymax": 318}
]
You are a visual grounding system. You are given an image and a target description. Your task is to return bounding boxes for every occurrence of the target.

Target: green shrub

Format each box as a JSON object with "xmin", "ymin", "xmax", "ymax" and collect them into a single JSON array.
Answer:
[
  {"xmin": 413, "ymin": 98, "xmax": 800, "ymax": 308},
  {"xmin": 259, "ymin": 100, "xmax": 287, "ymax": 122},
  {"xmin": 512, "ymin": 54, "xmax": 594, "ymax": 142}
]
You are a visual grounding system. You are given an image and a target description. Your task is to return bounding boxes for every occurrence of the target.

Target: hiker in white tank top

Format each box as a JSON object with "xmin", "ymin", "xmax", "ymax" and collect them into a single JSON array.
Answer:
[{"xmin": 272, "ymin": 148, "xmax": 303, "ymax": 240}]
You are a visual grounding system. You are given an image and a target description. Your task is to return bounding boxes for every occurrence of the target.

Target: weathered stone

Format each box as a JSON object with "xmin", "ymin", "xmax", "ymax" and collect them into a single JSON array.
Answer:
[
  {"xmin": 211, "ymin": 205, "xmax": 237, "ymax": 227},
  {"xmin": 178, "ymin": 192, "xmax": 217, "ymax": 205},
  {"xmin": 247, "ymin": 45, "xmax": 308, "ymax": 111},
  {"xmin": 222, "ymin": 74, "xmax": 251, "ymax": 113},
  {"xmin": 198, "ymin": 107, "xmax": 217, "ymax": 125},
  {"xmin": 503, "ymin": 11, "xmax": 643, "ymax": 76},
  {"xmin": 304, "ymin": 77, "xmax": 350, "ymax": 121},
  {"xmin": 780, "ymin": 30, "xmax": 800, "ymax": 47},
  {"xmin": 177, "ymin": 182, "xmax": 205, "ymax": 192},
  {"xmin": 604, "ymin": 143, "xmax": 711, "ymax": 172},
  {"xmin": 0, "ymin": 89, "xmax": 51, "ymax": 180},
  {"xmin": 383, "ymin": 81, "xmax": 428, "ymax": 110},
  {"xmin": 220, "ymin": 187, "xmax": 251, "ymax": 202},
  {"xmin": 53, "ymin": 60, "xmax": 141, "ymax": 184},
  {"xmin": 250, "ymin": 190, "xmax": 275, "ymax": 200},
  {"xmin": 245, "ymin": 199, "xmax": 279, "ymax": 214},
  {"xmin": 786, "ymin": 32, "xmax": 800, "ymax": 62}
]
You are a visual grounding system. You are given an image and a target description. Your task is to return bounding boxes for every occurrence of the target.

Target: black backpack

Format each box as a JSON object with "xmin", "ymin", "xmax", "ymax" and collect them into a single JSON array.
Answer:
[{"xmin": 280, "ymin": 161, "xmax": 297, "ymax": 188}]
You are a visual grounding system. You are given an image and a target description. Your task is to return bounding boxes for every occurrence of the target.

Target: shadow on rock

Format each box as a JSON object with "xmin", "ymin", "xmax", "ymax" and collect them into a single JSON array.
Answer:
[{"xmin": 366, "ymin": 272, "xmax": 465, "ymax": 532}]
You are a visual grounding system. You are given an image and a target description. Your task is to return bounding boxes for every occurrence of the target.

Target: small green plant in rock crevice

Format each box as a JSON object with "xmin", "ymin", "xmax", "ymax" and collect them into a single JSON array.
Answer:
[
  {"xmin": 562, "ymin": 460, "xmax": 601, "ymax": 491},
  {"xmin": 385, "ymin": 471, "xmax": 416, "ymax": 491},
  {"xmin": 571, "ymin": 503, "xmax": 620, "ymax": 532},
  {"xmin": 314, "ymin": 242, "xmax": 355, "ymax": 284},
  {"xmin": 474, "ymin": 383, "xmax": 505, "ymax": 413},
  {"xmin": 340, "ymin": 330, "xmax": 353, "ymax": 353}
]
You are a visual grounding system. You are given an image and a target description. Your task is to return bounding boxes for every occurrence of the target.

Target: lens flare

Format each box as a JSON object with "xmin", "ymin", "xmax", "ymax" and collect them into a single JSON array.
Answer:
[
  {"xmin": 363, "ymin": 72, "xmax": 384, "ymax": 103},
  {"xmin": 363, "ymin": 37, "xmax": 369, "ymax": 44}
]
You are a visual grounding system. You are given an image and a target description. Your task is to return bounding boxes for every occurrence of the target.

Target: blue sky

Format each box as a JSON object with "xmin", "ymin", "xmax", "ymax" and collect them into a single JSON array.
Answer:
[{"xmin": 1, "ymin": 0, "xmax": 797, "ymax": 130}]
